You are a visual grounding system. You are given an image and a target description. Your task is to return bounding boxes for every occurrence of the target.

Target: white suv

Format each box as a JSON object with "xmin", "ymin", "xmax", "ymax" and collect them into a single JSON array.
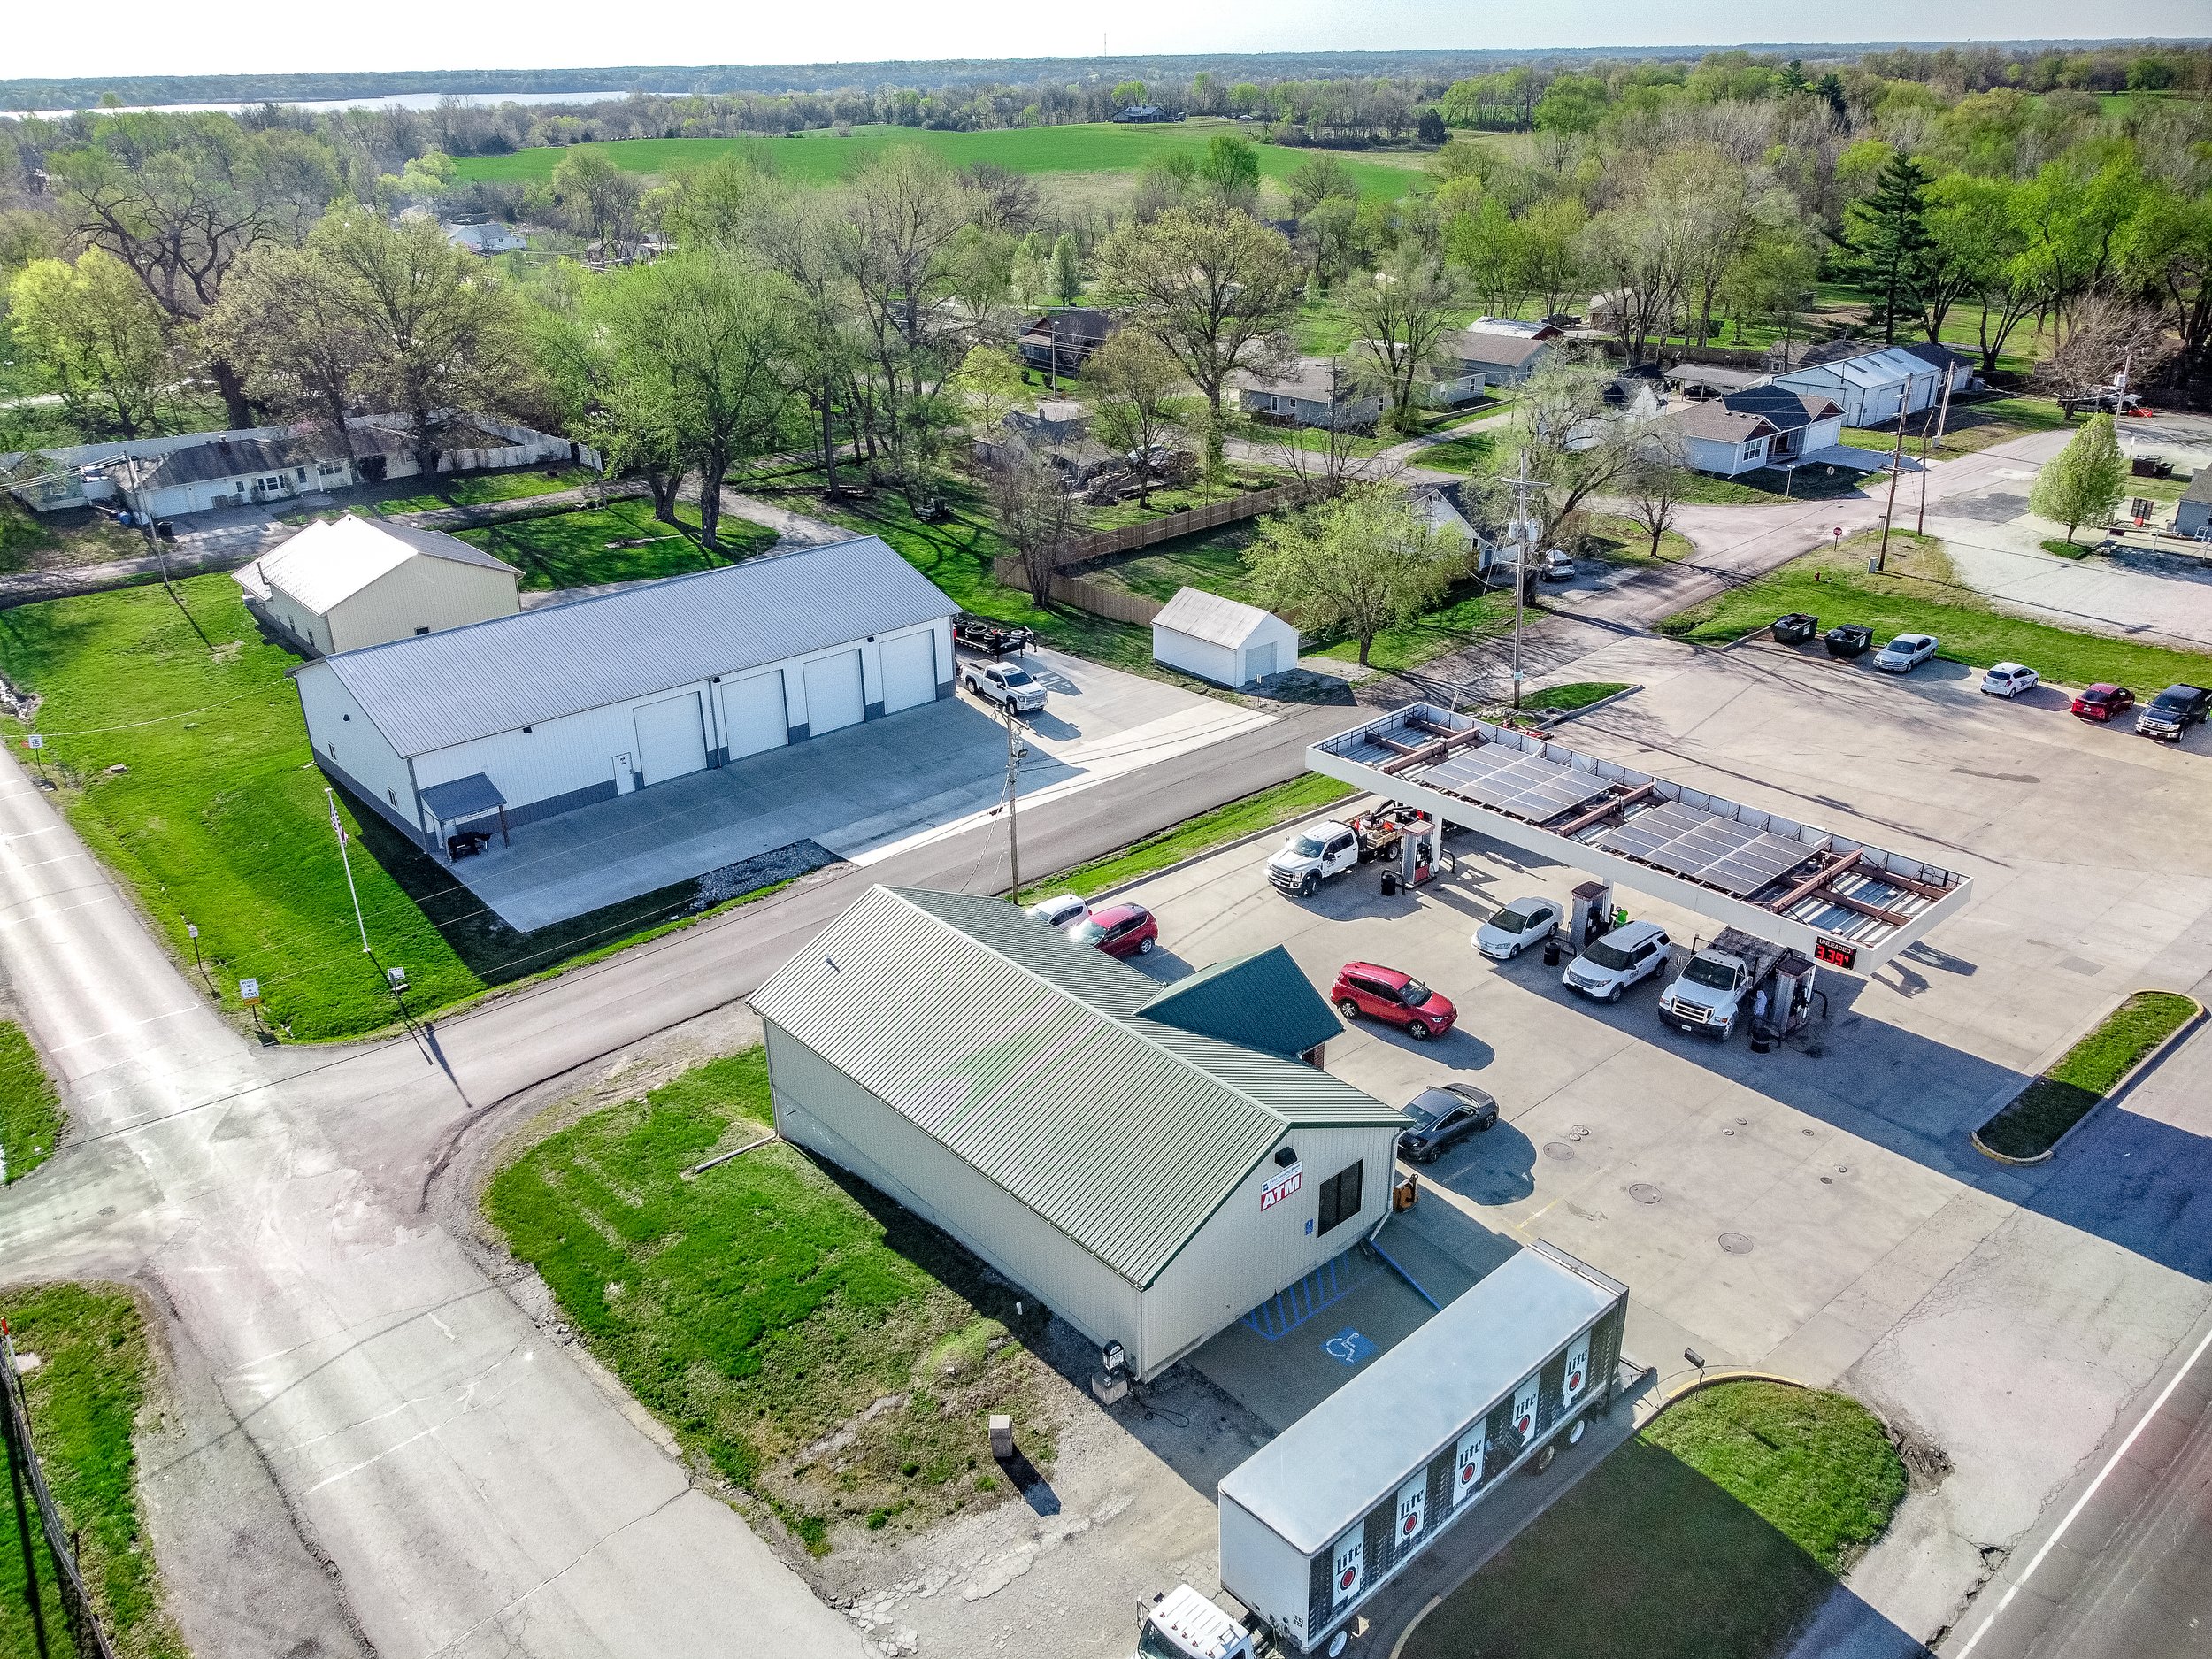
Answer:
[
  {"xmin": 1562, "ymin": 920, "xmax": 1671, "ymax": 1002},
  {"xmin": 964, "ymin": 661, "xmax": 1047, "ymax": 713}
]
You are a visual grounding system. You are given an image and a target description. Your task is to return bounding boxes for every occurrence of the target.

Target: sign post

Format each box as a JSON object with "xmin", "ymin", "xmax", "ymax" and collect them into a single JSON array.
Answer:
[{"xmin": 326, "ymin": 787, "xmax": 370, "ymax": 954}]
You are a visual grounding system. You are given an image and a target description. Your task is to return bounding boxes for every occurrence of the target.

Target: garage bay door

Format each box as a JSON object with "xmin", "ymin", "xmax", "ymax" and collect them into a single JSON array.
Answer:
[
  {"xmin": 803, "ymin": 651, "xmax": 865, "ymax": 734},
  {"xmin": 879, "ymin": 632, "xmax": 938, "ymax": 714},
  {"xmin": 718, "ymin": 671, "xmax": 787, "ymax": 760},
  {"xmin": 634, "ymin": 691, "xmax": 709, "ymax": 785}
]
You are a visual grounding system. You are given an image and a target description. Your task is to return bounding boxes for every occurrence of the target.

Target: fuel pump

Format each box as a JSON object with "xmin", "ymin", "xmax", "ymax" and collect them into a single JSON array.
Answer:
[
  {"xmin": 1769, "ymin": 951, "xmax": 1819, "ymax": 1036},
  {"xmin": 1569, "ymin": 880, "xmax": 1615, "ymax": 952}
]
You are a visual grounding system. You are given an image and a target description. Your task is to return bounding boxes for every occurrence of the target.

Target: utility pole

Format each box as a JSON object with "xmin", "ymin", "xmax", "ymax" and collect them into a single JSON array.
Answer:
[
  {"xmin": 326, "ymin": 787, "xmax": 370, "ymax": 954},
  {"xmin": 1506, "ymin": 450, "xmax": 1539, "ymax": 709},
  {"xmin": 1876, "ymin": 406, "xmax": 1908, "ymax": 572},
  {"xmin": 1002, "ymin": 701, "xmax": 1024, "ymax": 899},
  {"xmin": 4, "ymin": 1333, "xmax": 51, "ymax": 1659},
  {"xmin": 1916, "ymin": 373, "xmax": 1952, "ymax": 536}
]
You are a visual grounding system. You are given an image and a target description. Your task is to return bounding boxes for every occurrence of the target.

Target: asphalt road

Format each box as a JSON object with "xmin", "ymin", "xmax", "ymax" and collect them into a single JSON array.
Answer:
[{"xmin": 1941, "ymin": 1018, "xmax": 2212, "ymax": 1659}]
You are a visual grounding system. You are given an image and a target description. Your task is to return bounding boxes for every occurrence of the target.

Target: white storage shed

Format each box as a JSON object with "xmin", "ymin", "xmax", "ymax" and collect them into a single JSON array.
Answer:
[
  {"xmin": 292, "ymin": 536, "xmax": 956, "ymax": 855},
  {"xmin": 750, "ymin": 887, "xmax": 1407, "ymax": 1383},
  {"xmin": 1153, "ymin": 588, "xmax": 1301, "ymax": 688},
  {"xmin": 235, "ymin": 514, "xmax": 521, "ymax": 656}
]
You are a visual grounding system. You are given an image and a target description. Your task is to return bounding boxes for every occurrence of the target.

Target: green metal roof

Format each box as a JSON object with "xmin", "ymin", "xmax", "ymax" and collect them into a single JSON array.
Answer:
[
  {"xmin": 749, "ymin": 887, "xmax": 1404, "ymax": 1288},
  {"xmin": 1137, "ymin": 947, "xmax": 1342, "ymax": 1060}
]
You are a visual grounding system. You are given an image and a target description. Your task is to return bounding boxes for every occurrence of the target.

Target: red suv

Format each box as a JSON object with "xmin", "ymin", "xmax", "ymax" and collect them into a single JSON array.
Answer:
[
  {"xmin": 1067, "ymin": 902, "xmax": 1158, "ymax": 957},
  {"xmin": 2070, "ymin": 684, "xmax": 2135, "ymax": 722},
  {"xmin": 1332, "ymin": 962, "xmax": 1456, "ymax": 1041}
]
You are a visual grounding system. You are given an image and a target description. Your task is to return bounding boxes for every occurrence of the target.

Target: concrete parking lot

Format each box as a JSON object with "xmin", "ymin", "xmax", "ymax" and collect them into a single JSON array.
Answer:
[
  {"xmin": 442, "ymin": 645, "xmax": 1271, "ymax": 928},
  {"xmin": 815, "ymin": 634, "xmax": 2212, "ymax": 1657}
]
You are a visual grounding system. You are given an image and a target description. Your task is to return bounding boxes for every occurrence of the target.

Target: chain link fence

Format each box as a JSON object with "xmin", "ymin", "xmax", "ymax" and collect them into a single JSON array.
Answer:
[{"xmin": 2, "ymin": 1326, "xmax": 116, "ymax": 1659}]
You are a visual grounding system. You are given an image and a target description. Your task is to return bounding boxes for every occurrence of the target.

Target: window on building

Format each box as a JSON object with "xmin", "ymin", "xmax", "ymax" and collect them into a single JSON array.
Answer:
[
  {"xmin": 1317, "ymin": 1160, "xmax": 1364, "ymax": 1235},
  {"xmin": 1740, "ymin": 442, "xmax": 1763, "ymax": 461}
]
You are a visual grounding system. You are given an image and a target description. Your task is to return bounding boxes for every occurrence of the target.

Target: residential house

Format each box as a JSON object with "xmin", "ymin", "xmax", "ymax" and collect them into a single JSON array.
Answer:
[
  {"xmin": 1770, "ymin": 342, "xmax": 1968, "ymax": 428},
  {"xmin": 444, "ymin": 222, "xmax": 526, "ymax": 255},
  {"xmin": 1232, "ymin": 358, "xmax": 1383, "ymax": 431},
  {"xmin": 234, "ymin": 515, "xmax": 522, "ymax": 657},
  {"xmin": 1657, "ymin": 386, "xmax": 1846, "ymax": 477},
  {"xmin": 1438, "ymin": 326, "xmax": 1553, "ymax": 388},
  {"xmin": 1016, "ymin": 309, "xmax": 1113, "ymax": 377},
  {"xmin": 2177, "ymin": 470, "xmax": 2212, "ymax": 540}
]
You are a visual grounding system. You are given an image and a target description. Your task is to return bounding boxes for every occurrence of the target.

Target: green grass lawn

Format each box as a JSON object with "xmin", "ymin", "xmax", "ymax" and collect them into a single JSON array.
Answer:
[
  {"xmin": 0, "ymin": 1021, "xmax": 61, "ymax": 1185},
  {"xmin": 453, "ymin": 120, "xmax": 1425, "ymax": 201},
  {"xmin": 1520, "ymin": 680, "xmax": 1632, "ymax": 712},
  {"xmin": 0, "ymin": 495, "xmax": 153, "ymax": 577},
  {"xmin": 455, "ymin": 498, "xmax": 775, "ymax": 589},
  {"xmin": 2041, "ymin": 537, "xmax": 2095, "ymax": 559},
  {"xmin": 482, "ymin": 1048, "xmax": 1056, "ymax": 1554},
  {"xmin": 1655, "ymin": 532, "xmax": 2212, "ymax": 692},
  {"xmin": 1674, "ymin": 465, "xmax": 1872, "ymax": 505},
  {"xmin": 1406, "ymin": 1382, "xmax": 1904, "ymax": 1659},
  {"xmin": 1310, "ymin": 580, "xmax": 1515, "ymax": 674},
  {"xmin": 0, "ymin": 577, "xmax": 804, "ymax": 1040},
  {"xmin": 1410, "ymin": 427, "xmax": 1502, "ymax": 475},
  {"xmin": 1018, "ymin": 772, "xmax": 1356, "ymax": 905},
  {"xmin": 1978, "ymin": 991, "xmax": 2200, "ymax": 1160},
  {"xmin": 373, "ymin": 465, "xmax": 600, "ymax": 516},
  {"xmin": 1581, "ymin": 513, "xmax": 1693, "ymax": 564},
  {"xmin": 0, "ymin": 1284, "xmax": 187, "ymax": 1659},
  {"xmin": 1085, "ymin": 522, "xmax": 1267, "ymax": 606}
]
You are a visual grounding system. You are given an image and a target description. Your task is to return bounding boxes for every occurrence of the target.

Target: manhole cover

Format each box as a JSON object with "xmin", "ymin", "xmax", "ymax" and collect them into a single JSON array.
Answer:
[
  {"xmin": 1542, "ymin": 1141, "xmax": 1577, "ymax": 1161},
  {"xmin": 1627, "ymin": 1183, "xmax": 1663, "ymax": 1205},
  {"xmin": 1722, "ymin": 1127, "xmax": 1737, "ymax": 1137},
  {"xmin": 1719, "ymin": 1233, "xmax": 1755, "ymax": 1255}
]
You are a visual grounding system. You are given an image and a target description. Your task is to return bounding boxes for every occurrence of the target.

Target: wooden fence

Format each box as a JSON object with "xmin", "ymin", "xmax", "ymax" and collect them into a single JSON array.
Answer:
[{"xmin": 989, "ymin": 483, "xmax": 1304, "ymax": 621}]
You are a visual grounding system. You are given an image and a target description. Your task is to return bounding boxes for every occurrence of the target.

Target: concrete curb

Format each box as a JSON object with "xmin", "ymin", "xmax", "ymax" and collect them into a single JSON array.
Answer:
[{"xmin": 1970, "ymin": 995, "xmax": 2206, "ymax": 1166}]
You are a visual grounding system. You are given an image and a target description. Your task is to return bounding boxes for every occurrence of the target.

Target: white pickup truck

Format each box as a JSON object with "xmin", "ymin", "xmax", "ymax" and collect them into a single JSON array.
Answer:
[{"xmin": 1656, "ymin": 926, "xmax": 1785, "ymax": 1041}]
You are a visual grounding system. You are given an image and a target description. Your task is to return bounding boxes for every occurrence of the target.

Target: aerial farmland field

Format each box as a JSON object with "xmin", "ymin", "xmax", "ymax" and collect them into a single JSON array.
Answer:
[{"xmin": 450, "ymin": 118, "xmax": 1432, "ymax": 199}]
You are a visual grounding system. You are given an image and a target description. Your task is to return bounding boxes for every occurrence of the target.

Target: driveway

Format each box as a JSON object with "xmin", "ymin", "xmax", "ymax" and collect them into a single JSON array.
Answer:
[{"xmin": 442, "ymin": 646, "xmax": 1272, "ymax": 931}]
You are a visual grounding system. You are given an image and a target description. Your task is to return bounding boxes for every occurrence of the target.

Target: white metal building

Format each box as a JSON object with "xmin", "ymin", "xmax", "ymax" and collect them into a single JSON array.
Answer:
[
  {"xmin": 750, "ymin": 887, "xmax": 1407, "ymax": 1382},
  {"xmin": 1770, "ymin": 343, "xmax": 1971, "ymax": 428},
  {"xmin": 292, "ymin": 536, "xmax": 956, "ymax": 854},
  {"xmin": 235, "ymin": 515, "xmax": 520, "ymax": 655},
  {"xmin": 1153, "ymin": 588, "xmax": 1301, "ymax": 687}
]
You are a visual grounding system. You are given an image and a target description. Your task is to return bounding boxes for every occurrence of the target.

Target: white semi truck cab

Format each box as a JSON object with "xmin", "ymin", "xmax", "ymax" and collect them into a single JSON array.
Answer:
[{"xmin": 1137, "ymin": 1586, "xmax": 1258, "ymax": 1659}]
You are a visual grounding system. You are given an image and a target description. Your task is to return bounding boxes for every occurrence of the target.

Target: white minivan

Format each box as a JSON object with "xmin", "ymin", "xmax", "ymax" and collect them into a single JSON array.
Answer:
[{"xmin": 1561, "ymin": 920, "xmax": 1672, "ymax": 1002}]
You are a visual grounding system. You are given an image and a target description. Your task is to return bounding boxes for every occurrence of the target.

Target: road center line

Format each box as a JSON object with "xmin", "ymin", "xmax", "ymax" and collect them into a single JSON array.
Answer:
[{"xmin": 1955, "ymin": 1315, "xmax": 2212, "ymax": 1656}]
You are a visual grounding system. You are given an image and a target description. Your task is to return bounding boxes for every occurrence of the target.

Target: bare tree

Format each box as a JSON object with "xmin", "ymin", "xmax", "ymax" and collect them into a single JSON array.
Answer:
[
  {"xmin": 1344, "ymin": 251, "xmax": 1461, "ymax": 432},
  {"xmin": 1502, "ymin": 349, "xmax": 1640, "ymax": 543},
  {"xmin": 2032, "ymin": 292, "xmax": 2173, "ymax": 403},
  {"xmin": 1085, "ymin": 330, "xmax": 1187, "ymax": 507},
  {"xmin": 1617, "ymin": 424, "xmax": 1694, "ymax": 557},
  {"xmin": 987, "ymin": 449, "xmax": 1080, "ymax": 603}
]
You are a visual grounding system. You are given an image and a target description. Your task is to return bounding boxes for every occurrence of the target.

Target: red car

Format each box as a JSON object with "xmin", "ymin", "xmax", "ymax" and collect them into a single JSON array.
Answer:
[
  {"xmin": 1068, "ymin": 902, "xmax": 1157, "ymax": 957},
  {"xmin": 1331, "ymin": 962, "xmax": 1457, "ymax": 1041},
  {"xmin": 2071, "ymin": 684, "xmax": 2135, "ymax": 722}
]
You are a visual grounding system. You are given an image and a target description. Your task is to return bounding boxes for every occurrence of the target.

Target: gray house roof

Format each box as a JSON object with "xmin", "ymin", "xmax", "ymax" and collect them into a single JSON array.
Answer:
[
  {"xmin": 1441, "ymin": 329, "xmax": 1549, "ymax": 371},
  {"xmin": 315, "ymin": 536, "xmax": 955, "ymax": 757},
  {"xmin": 749, "ymin": 887, "xmax": 1404, "ymax": 1287}
]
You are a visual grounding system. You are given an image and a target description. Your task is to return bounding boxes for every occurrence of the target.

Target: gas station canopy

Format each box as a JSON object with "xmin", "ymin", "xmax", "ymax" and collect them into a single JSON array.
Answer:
[{"xmin": 1308, "ymin": 705, "xmax": 1971, "ymax": 972}]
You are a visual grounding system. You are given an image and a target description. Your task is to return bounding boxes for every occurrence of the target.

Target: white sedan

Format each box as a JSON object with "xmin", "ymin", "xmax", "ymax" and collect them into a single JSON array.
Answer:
[
  {"xmin": 1872, "ymin": 633, "xmax": 1939, "ymax": 673},
  {"xmin": 1979, "ymin": 662, "xmax": 2039, "ymax": 697},
  {"xmin": 1475, "ymin": 897, "xmax": 1562, "ymax": 961}
]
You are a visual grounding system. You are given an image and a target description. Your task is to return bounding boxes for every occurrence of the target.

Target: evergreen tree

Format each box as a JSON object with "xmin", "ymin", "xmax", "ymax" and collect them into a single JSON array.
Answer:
[
  {"xmin": 1417, "ymin": 108, "xmax": 1449, "ymax": 145},
  {"xmin": 1814, "ymin": 73, "xmax": 1849, "ymax": 122},
  {"xmin": 1780, "ymin": 59, "xmax": 1811, "ymax": 96},
  {"xmin": 1844, "ymin": 155, "xmax": 1933, "ymax": 344},
  {"xmin": 2030, "ymin": 414, "xmax": 2127, "ymax": 543}
]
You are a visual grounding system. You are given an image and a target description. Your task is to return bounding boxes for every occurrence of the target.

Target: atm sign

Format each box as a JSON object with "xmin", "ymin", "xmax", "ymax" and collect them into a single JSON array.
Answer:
[
  {"xmin": 1814, "ymin": 937, "xmax": 1857, "ymax": 969},
  {"xmin": 1260, "ymin": 1164, "xmax": 1303, "ymax": 1210}
]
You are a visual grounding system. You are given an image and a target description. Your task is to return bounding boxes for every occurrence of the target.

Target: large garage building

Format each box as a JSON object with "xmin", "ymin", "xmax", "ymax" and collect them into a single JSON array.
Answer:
[
  {"xmin": 293, "ymin": 536, "xmax": 956, "ymax": 853},
  {"xmin": 751, "ymin": 887, "xmax": 1409, "ymax": 1382}
]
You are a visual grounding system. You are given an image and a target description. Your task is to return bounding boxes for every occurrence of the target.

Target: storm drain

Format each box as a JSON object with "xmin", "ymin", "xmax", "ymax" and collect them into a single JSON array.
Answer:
[
  {"xmin": 1627, "ymin": 1183, "xmax": 1663, "ymax": 1205},
  {"xmin": 1718, "ymin": 1233, "xmax": 1755, "ymax": 1255}
]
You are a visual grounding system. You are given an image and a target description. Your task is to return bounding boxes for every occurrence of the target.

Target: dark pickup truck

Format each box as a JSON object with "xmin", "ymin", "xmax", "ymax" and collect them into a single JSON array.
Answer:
[{"xmin": 952, "ymin": 614, "xmax": 1034, "ymax": 657}]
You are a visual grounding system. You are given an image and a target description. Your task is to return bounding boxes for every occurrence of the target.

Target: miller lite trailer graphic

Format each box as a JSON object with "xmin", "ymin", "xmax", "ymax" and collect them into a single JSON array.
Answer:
[{"xmin": 1217, "ymin": 1243, "xmax": 1628, "ymax": 1654}]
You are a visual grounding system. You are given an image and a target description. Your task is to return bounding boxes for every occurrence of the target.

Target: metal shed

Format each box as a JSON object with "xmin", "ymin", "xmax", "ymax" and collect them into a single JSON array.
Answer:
[
  {"xmin": 749, "ymin": 887, "xmax": 1408, "ymax": 1381},
  {"xmin": 1153, "ymin": 588, "xmax": 1301, "ymax": 688},
  {"xmin": 290, "ymin": 536, "xmax": 957, "ymax": 856}
]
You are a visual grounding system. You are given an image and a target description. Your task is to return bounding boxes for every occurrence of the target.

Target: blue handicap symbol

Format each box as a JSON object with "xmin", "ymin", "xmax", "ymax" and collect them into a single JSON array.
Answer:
[{"xmin": 1321, "ymin": 1326, "xmax": 1378, "ymax": 1367}]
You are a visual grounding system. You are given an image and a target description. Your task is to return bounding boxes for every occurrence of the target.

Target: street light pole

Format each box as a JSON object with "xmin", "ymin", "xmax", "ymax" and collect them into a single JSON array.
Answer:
[{"xmin": 1507, "ymin": 450, "xmax": 1538, "ymax": 710}]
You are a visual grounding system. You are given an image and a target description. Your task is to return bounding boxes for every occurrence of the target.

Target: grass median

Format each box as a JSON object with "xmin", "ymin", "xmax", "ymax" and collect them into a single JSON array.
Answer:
[
  {"xmin": 1977, "ymin": 991, "xmax": 2199, "ymax": 1160},
  {"xmin": 1656, "ymin": 530, "xmax": 2212, "ymax": 691},
  {"xmin": 482, "ymin": 1048, "xmax": 1056, "ymax": 1555},
  {"xmin": 0, "ymin": 1284, "xmax": 186, "ymax": 1659},
  {"xmin": 1405, "ymin": 1382, "xmax": 1906, "ymax": 1659},
  {"xmin": 1018, "ymin": 772, "xmax": 1357, "ymax": 905},
  {"xmin": 0, "ymin": 1021, "xmax": 61, "ymax": 1184}
]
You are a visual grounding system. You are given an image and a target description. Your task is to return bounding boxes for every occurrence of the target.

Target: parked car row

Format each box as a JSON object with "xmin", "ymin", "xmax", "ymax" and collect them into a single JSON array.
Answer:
[{"xmin": 1778, "ymin": 613, "xmax": 2208, "ymax": 743}]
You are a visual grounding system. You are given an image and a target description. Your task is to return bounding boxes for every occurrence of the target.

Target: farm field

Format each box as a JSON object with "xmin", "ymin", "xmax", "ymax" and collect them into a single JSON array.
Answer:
[{"xmin": 450, "ymin": 119, "xmax": 1430, "ymax": 200}]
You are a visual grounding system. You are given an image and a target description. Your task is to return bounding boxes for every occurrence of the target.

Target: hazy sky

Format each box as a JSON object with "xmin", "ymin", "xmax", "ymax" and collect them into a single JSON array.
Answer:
[{"xmin": 9, "ymin": 0, "xmax": 2203, "ymax": 81}]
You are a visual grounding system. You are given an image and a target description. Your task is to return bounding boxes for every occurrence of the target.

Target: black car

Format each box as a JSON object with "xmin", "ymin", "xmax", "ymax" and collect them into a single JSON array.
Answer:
[
  {"xmin": 2136, "ymin": 684, "xmax": 2211, "ymax": 741},
  {"xmin": 1772, "ymin": 612, "xmax": 1819, "ymax": 645},
  {"xmin": 1398, "ymin": 1083, "xmax": 1499, "ymax": 1164},
  {"xmin": 1824, "ymin": 624, "xmax": 1874, "ymax": 658}
]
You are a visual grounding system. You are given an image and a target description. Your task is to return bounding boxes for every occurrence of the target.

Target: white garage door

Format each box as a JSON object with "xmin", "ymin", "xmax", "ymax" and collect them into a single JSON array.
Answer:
[
  {"xmin": 1244, "ymin": 641, "xmax": 1278, "ymax": 683},
  {"xmin": 718, "ymin": 671, "xmax": 787, "ymax": 760},
  {"xmin": 634, "ymin": 692, "xmax": 708, "ymax": 785},
  {"xmin": 879, "ymin": 632, "xmax": 938, "ymax": 714},
  {"xmin": 803, "ymin": 651, "xmax": 865, "ymax": 734}
]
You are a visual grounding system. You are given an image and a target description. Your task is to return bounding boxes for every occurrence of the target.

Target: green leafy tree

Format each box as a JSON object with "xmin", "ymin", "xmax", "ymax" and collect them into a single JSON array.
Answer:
[
  {"xmin": 943, "ymin": 226, "xmax": 1015, "ymax": 331},
  {"xmin": 1445, "ymin": 196, "xmax": 1530, "ymax": 317},
  {"xmin": 1532, "ymin": 75, "xmax": 1609, "ymax": 135},
  {"xmin": 1248, "ymin": 488, "xmax": 1458, "ymax": 667},
  {"xmin": 1049, "ymin": 233, "xmax": 1084, "ymax": 309},
  {"xmin": 203, "ymin": 232, "xmax": 369, "ymax": 453},
  {"xmin": 1287, "ymin": 152, "xmax": 1359, "ymax": 217},
  {"xmin": 1199, "ymin": 135, "xmax": 1263, "ymax": 211},
  {"xmin": 1085, "ymin": 329, "xmax": 1187, "ymax": 507},
  {"xmin": 1842, "ymin": 153, "xmax": 1933, "ymax": 343},
  {"xmin": 948, "ymin": 343, "xmax": 1025, "ymax": 438},
  {"xmin": 8, "ymin": 249, "xmax": 173, "ymax": 436},
  {"xmin": 1344, "ymin": 251, "xmax": 1460, "ymax": 431},
  {"xmin": 2030, "ymin": 413, "xmax": 2126, "ymax": 543},
  {"xmin": 551, "ymin": 149, "xmax": 644, "ymax": 255},
  {"xmin": 1417, "ymin": 109, "xmax": 1449, "ymax": 146}
]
